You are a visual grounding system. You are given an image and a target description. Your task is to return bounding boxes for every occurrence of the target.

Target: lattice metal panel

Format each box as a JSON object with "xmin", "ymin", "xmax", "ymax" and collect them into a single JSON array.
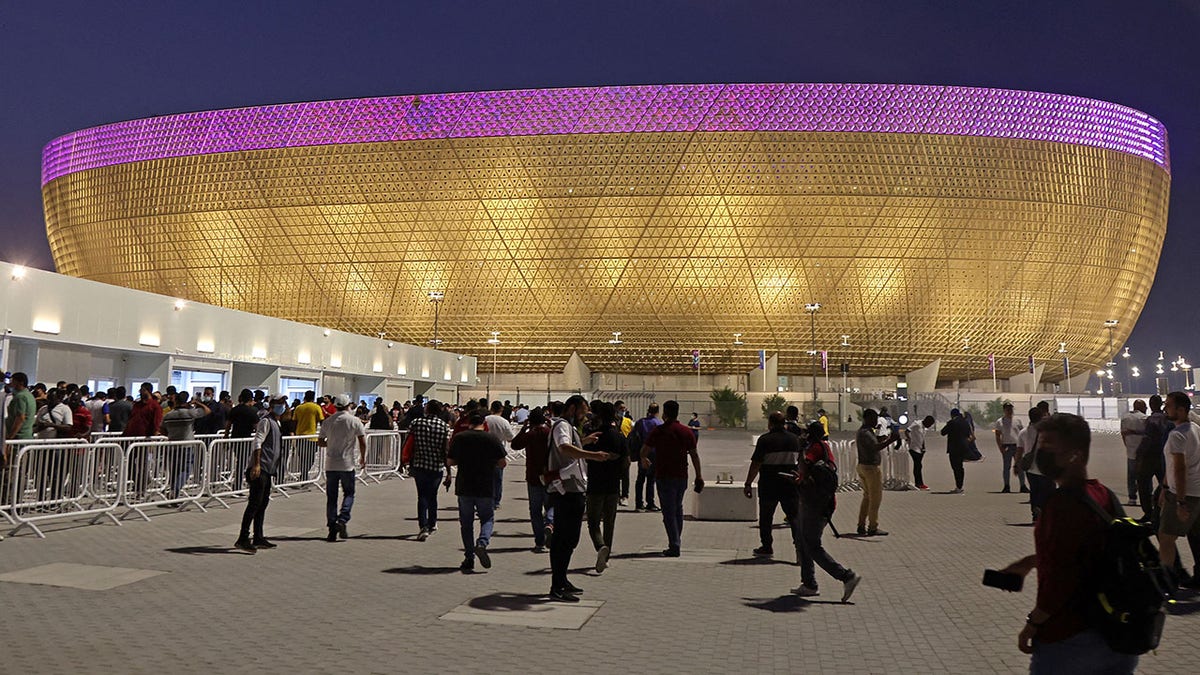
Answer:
[{"xmin": 42, "ymin": 85, "xmax": 1170, "ymax": 377}]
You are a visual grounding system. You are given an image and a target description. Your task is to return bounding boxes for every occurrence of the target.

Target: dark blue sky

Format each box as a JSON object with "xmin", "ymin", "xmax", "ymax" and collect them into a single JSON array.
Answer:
[{"xmin": 2, "ymin": 1, "xmax": 1197, "ymax": 371}]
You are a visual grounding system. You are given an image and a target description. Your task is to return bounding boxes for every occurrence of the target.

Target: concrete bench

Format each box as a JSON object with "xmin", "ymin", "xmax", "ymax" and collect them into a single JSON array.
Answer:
[{"xmin": 688, "ymin": 482, "xmax": 757, "ymax": 521}]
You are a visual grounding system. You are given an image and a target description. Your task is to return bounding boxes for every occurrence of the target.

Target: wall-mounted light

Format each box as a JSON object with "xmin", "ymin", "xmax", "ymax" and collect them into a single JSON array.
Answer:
[
  {"xmin": 330, "ymin": 355, "xmax": 342, "ymax": 368},
  {"xmin": 139, "ymin": 333, "xmax": 160, "ymax": 347},
  {"xmin": 298, "ymin": 351, "xmax": 311, "ymax": 365},
  {"xmin": 32, "ymin": 317, "xmax": 60, "ymax": 334},
  {"xmin": 11, "ymin": 266, "xmax": 27, "ymax": 280},
  {"xmin": 196, "ymin": 339, "xmax": 215, "ymax": 353},
  {"xmin": 251, "ymin": 346, "xmax": 267, "ymax": 359},
  {"xmin": 174, "ymin": 299, "xmax": 186, "ymax": 311},
  {"xmin": 323, "ymin": 329, "xmax": 331, "ymax": 337}
]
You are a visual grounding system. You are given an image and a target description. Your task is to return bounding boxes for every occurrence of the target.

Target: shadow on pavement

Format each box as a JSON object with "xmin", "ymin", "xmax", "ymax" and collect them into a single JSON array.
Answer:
[
  {"xmin": 382, "ymin": 566, "xmax": 461, "ymax": 575},
  {"xmin": 610, "ymin": 551, "xmax": 672, "ymax": 560},
  {"xmin": 467, "ymin": 593, "xmax": 557, "ymax": 612},
  {"xmin": 165, "ymin": 546, "xmax": 248, "ymax": 555},
  {"xmin": 523, "ymin": 567, "xmax": 594, "ymax": 576},
  {"xmin": 744, "ymin": 595, "xmax": 848, "ymax": 611},
  {"xmin": 719, "ymin": 557, "xmax": 793, "ymax": 566}
]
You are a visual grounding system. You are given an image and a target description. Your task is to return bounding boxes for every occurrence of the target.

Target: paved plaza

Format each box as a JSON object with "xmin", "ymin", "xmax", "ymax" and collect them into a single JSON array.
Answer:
[{"xmin": 2, "ymin": 428, "xmax": 1198, "ymax": 674}]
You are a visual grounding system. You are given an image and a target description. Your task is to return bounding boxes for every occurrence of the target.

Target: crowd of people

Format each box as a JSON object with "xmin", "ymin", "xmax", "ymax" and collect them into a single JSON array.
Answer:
[{"xmin": 6, "ymin": 372, "xmax": 1199, "ymax": 671}]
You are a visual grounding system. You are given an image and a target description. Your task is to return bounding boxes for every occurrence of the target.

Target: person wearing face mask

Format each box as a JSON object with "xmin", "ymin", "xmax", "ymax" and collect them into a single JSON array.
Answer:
[
  {"xmin": 194, "ymin": 387, "xmax": 225, "ymax": 435},
  {"xmin": 123, "ymin": 382, "xmax": 163, "ymax": 500},
  {"xmin": 235, "ymin": 395, "xmax": 286, "ymax": 553},
  {"xmin": 998, "ymin": 413, "xmax": 1136, "ymax": 673}
]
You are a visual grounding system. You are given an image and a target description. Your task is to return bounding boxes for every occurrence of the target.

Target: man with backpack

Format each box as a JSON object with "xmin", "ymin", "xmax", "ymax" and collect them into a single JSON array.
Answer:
[
  {"xmin": 792, "ymin": 421, "xmax": 862, "ymax": 602},
  {"xmin": 1000, "ymin": 413, "xmax": 1159, "ymax": 672}
]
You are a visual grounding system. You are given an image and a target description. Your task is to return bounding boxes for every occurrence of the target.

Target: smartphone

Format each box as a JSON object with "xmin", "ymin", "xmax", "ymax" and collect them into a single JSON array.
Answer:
[
  {"xmin": 778, "ymin": 471, "xmax": 796, "ymax": 478},
  {"xmin": 982, "ymin": 569, "xmax": 1023, "ymax": 592}
]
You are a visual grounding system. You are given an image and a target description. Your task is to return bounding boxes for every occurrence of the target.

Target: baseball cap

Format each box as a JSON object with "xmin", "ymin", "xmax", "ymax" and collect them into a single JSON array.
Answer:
[{"xmin": 334, "ymin": 394, "xmax": 352, "ymax": 407}]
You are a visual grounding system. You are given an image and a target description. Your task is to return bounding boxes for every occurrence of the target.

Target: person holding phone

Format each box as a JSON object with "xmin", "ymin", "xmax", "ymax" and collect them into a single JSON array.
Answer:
[{"xmin": 742, "ymin": 411, "xmax": 802, "ymax": 560}]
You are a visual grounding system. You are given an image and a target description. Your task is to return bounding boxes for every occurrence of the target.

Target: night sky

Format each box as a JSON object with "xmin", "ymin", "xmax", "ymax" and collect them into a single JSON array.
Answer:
[{"xmin": 2, "ymin": 1, "xmax": 1197, "ymax": 374}]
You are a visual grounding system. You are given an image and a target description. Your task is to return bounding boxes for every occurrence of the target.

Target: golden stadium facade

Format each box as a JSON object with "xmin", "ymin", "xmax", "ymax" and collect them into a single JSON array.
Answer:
[{"xmin": 41, "ymin": 84, "xmax": 1170, "ymax": 376}]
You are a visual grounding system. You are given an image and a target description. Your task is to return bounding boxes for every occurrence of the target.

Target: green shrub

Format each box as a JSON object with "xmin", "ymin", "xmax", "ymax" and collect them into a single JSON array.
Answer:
[{"xmin": 710, "ymin": 387, "xmax": 748, "ymax": 427}]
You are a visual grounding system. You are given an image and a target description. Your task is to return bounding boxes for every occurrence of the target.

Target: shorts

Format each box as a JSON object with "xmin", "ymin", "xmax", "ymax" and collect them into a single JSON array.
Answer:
[{"xmin": 1158, "ymin": 491, "xmax": 1200, "ymax": 537}]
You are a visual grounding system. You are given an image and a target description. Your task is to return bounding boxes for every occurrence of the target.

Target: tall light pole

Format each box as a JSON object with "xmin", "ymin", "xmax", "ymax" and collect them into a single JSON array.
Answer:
[
  {"xmin": 1103, "ymin": 319, "xmax": 1118, "ymax": 394},
  {"xmin": 804, "ymin": 303, "xmax": 820, "ymax": 402},
  {"xmin": 486, "ymin": 331, "xmax": 500, "ymax": 401},
  {"xmin": 608, "ymin": 332, "xmax": 623, "ymax": 390},
  {"xmin": 428, "ymin": 291, "xmax": 444, "ymax": 347},
  {"xmin": 1059, "ymin": 342, "xmax": 1071, "ymax": 393},
  {"xmin": 1122, "ymin": 346, "xmax": 1131, "ymax": 394}
]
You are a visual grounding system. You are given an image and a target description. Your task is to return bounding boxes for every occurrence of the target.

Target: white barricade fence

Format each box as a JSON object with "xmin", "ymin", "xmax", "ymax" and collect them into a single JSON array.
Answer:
[
  {"xmin": 90, "ymin": 431, "xmax": 124, "ymax": 442},
  {"xmin": 5, "ymin": 442, "xmax": 124, "ymax": 538},
  {"xmin": 203, "ymin": 436, "xmax": 255, "ymax": 508},
  {"xmin": 121, "ymin": 440, "xmax": 208, "ymax": 520},
  {"xmin": 882, "ymin": 445, "xmax": 916, "ymax": 491},
  {"xmin": 273, "ymin": 435, "xmax": 324, "ymax": 497},
  {"xmin": 832, "ymin": 440, "xmax": 860, "ymax": 492},
  {"xmin": 360, "ymin": 431, "xmax": 405, "ymax": 484}
]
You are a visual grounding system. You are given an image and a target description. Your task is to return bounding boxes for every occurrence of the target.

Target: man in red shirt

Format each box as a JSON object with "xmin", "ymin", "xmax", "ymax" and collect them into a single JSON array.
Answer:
[
  {"xmin": 122, "ymin": 382, "xmax": 163, "ymax": 499},
  {"xmin": 641, "ymin": 400, "xmax": 704, "ymax": 557},
  {"xmin": 999, "ymin": 413, "xmax": 1138, "ymax": 673}
]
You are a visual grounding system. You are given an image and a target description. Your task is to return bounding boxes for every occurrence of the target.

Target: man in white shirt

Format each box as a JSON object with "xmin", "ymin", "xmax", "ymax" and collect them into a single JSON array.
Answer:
[
  {"xmin": 992, "ymin": 403, "xmax": 1026, "ymax": 493},
  {"xmin": 1014, "ymin": 406, "xmax": 1047, "ymax": 523},
  {"xmin": 318, "ymin": 394, "xmax": 367, "ymax": 542},
  {"xmin": 1158, "ymin": 392, "xmax": 1200, "ymax": 571},
  {"xmin": 905, "ymin": 415, "xmax": 935, "ymax": 490},
  {"xmin": 484, "ymin": 400, "xmax": 514, "ymax": 509},
  {"xmin": 1120, "ymin": 399, "xmax": 1148, "ymax": 507}
]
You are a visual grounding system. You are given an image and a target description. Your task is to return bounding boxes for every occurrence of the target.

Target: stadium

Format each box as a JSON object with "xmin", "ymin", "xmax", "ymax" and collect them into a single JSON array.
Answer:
[{"xmin": 41, "ymin": 83, "xmax": 1170, "ymax": 378}]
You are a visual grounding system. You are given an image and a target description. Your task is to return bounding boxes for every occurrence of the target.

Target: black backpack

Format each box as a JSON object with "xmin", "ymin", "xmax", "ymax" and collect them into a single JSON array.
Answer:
[
  {"xmin": 1078, "ymin": 489, "xmax": 1170, "ymax": 655},
  {"xmin": 799, "ymin": 442, "xmax": 838, "ymax": 516}
]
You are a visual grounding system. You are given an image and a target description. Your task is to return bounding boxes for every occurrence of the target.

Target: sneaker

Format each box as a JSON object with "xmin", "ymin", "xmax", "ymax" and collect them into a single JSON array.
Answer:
[
  {"xmin": 475, "ymin": 542, "xmax": 492, "ymax": 569},
  {"xmin": 841, "ymin": 572, "xmax": 863, "ymax": 603},
  {"xmin": 459, "ymin": 557, "xmax": 474, "ymax": 573},
  {"xmin": 416, "ymin": 529, "xmax": 429, "ymax": 542},
  {"xmin": 794, "ymin": 585, "xmax": 820, "ymax": 597},
  {"xmin": 326, "ymin": 529, "xmax": 338, "ymax": 543},
  {"xmin": 532, "ymin": 545, "xmax": 547, "ymax": 554},
  {"xmin": 562, "ymin": 581, "xmax": 584, "ymax": 595},
  {"xmin": 619, "ymin": 497, "xmax": 629, "ymax": 507},
  {"xmin": 662, "ymin": 547, "xmax": 681, "ymax": 558},
  {"xmin": 543, "ymin": 524, "xmax": 554, "ymax": 549},
  {"xmin": 918, "ymin": 484, "xmax": 930, "ymax": 491},
  {"xmin": 856, "ymin": 525, "xmax": 867, "ymax": 535},
  {"xmin": 866, "ymin": 528, "xmax": 889, "ymax": 537},
  {"xmin": 752, "ymin": 546, "xmax": 774, "ymax": 558},
  {"xmin": 647, "ymin": 505, "xmax": 661, "ymax": 512},
  {"xmin": 635, "ymin": 507, "xmax": 645, "ymax": 513},
  {"xmin": 950, "ymin": 488, "xmax": 964, "ymax": 494},
  {"xmin": 337, "ymin": 522, "xmax": 349, "ymax": 539},
  {"xmin": 251, "ymin": 537, "xmax": 277, "ymax": 549},
  {"xmin": 596, "ymin": 545, "xmax": 610, "ymax": 573},
  {"xmin": 1019, "ymin": 486, "xmax": 1029, "ymax": 494},
  {"xmin": 549, "ymin": 588, "xmax": 580, "ymax": 602},
  {"xmin": 233, "ymin": 537, "xmax": 257, "ymax": 554},
  {"xmin": 428, "ymin": 525, "xmax": 438, "ymax": 535},
  {"xmin": 1001, "ymin": 487, "xmax": 1011, "ymax": 494}
]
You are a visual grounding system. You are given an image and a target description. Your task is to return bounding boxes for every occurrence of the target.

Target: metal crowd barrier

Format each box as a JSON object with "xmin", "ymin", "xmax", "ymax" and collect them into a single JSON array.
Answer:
[
  {"xmin": 881, "ymin": 447, "xmax": 916, "ymax": 491},
  {"xmin": 201, "ymin": 436, "xmax": 254, "ymax": 508},
  {"xmin": 360, "ymin": 431, "xmax": 405, "ymax": 484},
  {"xmin": 273, "ymin": 435, "xmax": 324, "ymax": 497},
  {"xmin": 831, "ymin": 440, "xmax": 861, "ymax": 492},
  {"xmin": 5, "ymin": 442, "xmax": 125, "ymax": 538},
  {"xmin": 121, "ymin": 440, "xmax": 208, "ymax": 520}
]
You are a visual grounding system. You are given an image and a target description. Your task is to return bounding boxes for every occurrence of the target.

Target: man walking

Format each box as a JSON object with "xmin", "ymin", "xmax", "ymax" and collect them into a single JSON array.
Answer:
[
  {"xmin": 318, "ymin": 394, "xmax": 366, "ymax": 542},
  {"xmin": 409, "ymin": 399, "xmax": 451, "ymax": 541},
  {"xmin": 448, "ymin": 411, "xmax": 507, "ymax": 572},
  {"xmin": 941, "ymin": 408, "xmax": 973, "ymax": 494},
  {"xmin": 632, "ymin": 403, "xmax": 662, "ymax": 512},
  {"xmin": 1136, "ymin": 395, "xmax": 1171, "ymax": 521},
  {"xmin": 512, "ymin": 407, "xmax": 553, "ymax": 552},
  {"xmin": 743, "ymin": 411, "xmax": 802, "ymax": 560},
  {"xmin": 484, "ymin": 400, "xmax": 515, "ymax": 509},
  {"xmin": 642, "ymin": 400, "xmax": 704, "ymax": 557},
  {"xmin": 992, "ymin": 402, "xmax": 1026, "ymax": 493},
  {"xmin": 1157, "ymin": 392, "xmax": 1200, "ymax": 574},
  {"xmin": 235, "ymin": 395, "xmax": 286, "ymax": 553},
  {"xmin": 905, "ymin": 415, "xmax": 934, "ymax": 490},
  {"xmin": 546, "ymin": 395, "xmax": 617, "ymax": 599},
  {"xmin": 293, "ymin": 390, "xmax": 325, "ymax": 480}
]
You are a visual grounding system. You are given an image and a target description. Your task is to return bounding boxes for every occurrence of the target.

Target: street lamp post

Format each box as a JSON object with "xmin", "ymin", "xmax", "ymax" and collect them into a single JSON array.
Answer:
[
  {"xmin": 486, "ymin": 331, "xmax": 500, "ymax": 401},
  {"xmin": 1122, "ymin": 346, "xmax": 1131, "ymax": 394},
  {"xmin": 608, "ymin": 332, "xmax": 623, "ymax": 390},
  {"xmin": 804, "ymin": 303, "xmax": 821, "ymax": 402},
  {"xmin": 428, "ymin": 291, "xmax": 444, "ymax": 347},
  {"xmin": 1059, "ymin": 342, "xmax": 1071, "ymax": 393},
  {"xmin": 1104, "ymin": 319, "xmax": 1118, "ymax": 395}
]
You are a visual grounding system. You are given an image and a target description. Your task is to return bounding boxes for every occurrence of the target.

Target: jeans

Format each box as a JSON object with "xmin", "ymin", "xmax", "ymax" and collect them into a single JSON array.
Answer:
[
  {"xmin": 619, "ymin": 459, "xmax": 630, "ymax": 499},
  {"xmin": 1126, "ymin": 458, "xmax": 1137, "ymax": 502},
  {"xmin": 548, "ymin": 491, "xmax": 585, "ymax": 591},
  {"xmin": 635, "ymin": 462, "xmax": 657, "ymax": 508},
  {"xmin": 493, "ymin": 466, "xmax": 504, "ymax": 507},
  {"xmin": 239, "ymin": 471, "xmax": 272, "ymax": 539},
  {"xmin": 949, "ymin": 453, "xmax": 965, "ymax": 490},
  {"xmin": 458, "ymin": 495, "xmax": 495, "ymax": 560},
  {"xmin": 909, "ymin": 450, "xmax": 925, "ymax": 486},
  {"xmin": 1030, "ymin": 629, "xmax": 1138, "ymax": 674},
  {"xmin": 527, "ymin": 483, "xmax": 554, "ymax": 546},
  {"xmin": 798, "ymin": 504, "xmax": 851, "ymax": 588},
  {"xmin": 656, "ymin": 478, "xmax": 688, "ymax": 551},
  {"xmin": 856, "ymin": 464, "xmax": 883, "ymax": 529},
  {"xmin": 586, "ymin": 492, "xmax": 619, "ymax": 551},
  {"xmin": 1027, "ymin": 472, "xmax": 1051, "ymax": 520},
  {"xmin": 167, "ymin": 446, "xmax": 195, "ymax": 498},
  {"xmin": 1000, "ymin": 445, "xmax": 1026, "ymax": 491},
  {"xmin": 325, "ymin": 470, "xmax": 356, "ymax": 528},
  {"xmin": 1135, "ymin": 448, "xmax": 1165, "ymax": 520},
  {"xmin": 757, "ymin": 477, "xmax": 801, "ymax": 550},
  {"xmin": 412, "ymin": 468, "xmax": 443, "ymax": 530}
]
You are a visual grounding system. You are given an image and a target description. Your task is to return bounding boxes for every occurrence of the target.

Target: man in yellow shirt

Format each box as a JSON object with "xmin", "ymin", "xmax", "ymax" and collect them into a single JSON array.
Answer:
[
  {"xmin": 293, "ymin": 390, "xmax": 325, "ymax": 478},
  {"xmin": 817, "ymin": 408, "xmax": 830, "ymax": 439}
]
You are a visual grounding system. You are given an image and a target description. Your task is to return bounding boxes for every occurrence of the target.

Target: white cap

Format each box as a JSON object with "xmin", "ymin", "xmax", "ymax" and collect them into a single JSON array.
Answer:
[{"xmin": 334, "ymin": 394, "xmax": 352, "ymax": 408}]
